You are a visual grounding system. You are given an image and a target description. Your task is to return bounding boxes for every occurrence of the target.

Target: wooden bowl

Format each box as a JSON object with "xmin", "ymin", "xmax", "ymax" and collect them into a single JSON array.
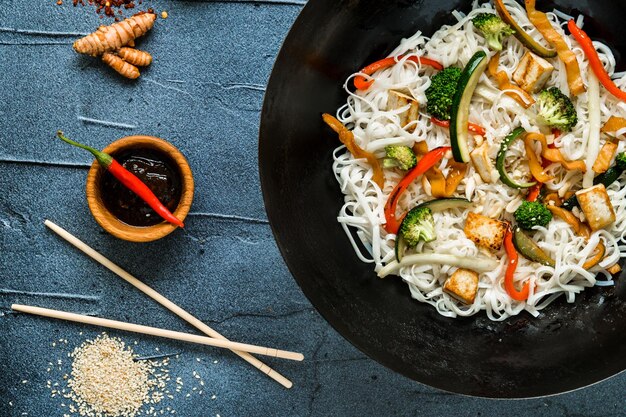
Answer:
[{"xmin": 86, "ymin": 135, "xmax": 194, "ymax": 242}]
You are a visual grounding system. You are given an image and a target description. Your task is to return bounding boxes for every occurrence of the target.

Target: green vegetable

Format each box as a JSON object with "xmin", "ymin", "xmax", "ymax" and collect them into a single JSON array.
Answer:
[
  {"xmin": 378, "ymin": 253, "xmax": 499, "ymax": 278},
  {"xmin": 562, "ymin": 151, "xmax": 626, "ymax": 210},
  {"xmin": 425, "ymin": 67, "xmax": 462, "ymax": 121},
  {"xmin": 493, "ymin": 0, "xmax": 556, "ymax": 58},
  {"xmin": 513, "ymin": 227, "xmax": 555, "ymax": 267},
  {"xmin": 383, "ymin": 145, "xmax": 417, "ymax": 170},
  {"xmin": 472, "ymin": 13, "xmax": 515, "ymax": 51},
  {"xmin": 496, "ymin": 127, "xmax": 536, "ymax": 189},
  {"xmin": 450, "ymin": 51, "xmax": 489, "ymax": 163},
  {"xmin": 536, "ymin": 87, "xmax": 578, "ymax": 132},
  {"xmin": 514, "ymin": 201, "xmax": 553, "ymax": 230},
  {"xmin": 399, "ymin": 206, "xmax": 436, "ymax": 247},
  {"xmin": 395, "ymin": 198, "xmax": 471, "ymax": 261}
]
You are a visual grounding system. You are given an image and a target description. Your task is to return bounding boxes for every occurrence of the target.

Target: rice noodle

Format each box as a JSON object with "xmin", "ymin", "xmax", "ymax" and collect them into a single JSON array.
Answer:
[{"xmin": 331, "ymin": 0, "xmax": 626, "ymax": 320}]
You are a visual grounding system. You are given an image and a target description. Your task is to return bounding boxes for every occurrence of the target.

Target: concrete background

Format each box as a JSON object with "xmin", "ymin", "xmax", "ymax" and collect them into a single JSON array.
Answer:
[{"xmin": 0, "ymin": 0, "xmax": 623, "ymax": 416}]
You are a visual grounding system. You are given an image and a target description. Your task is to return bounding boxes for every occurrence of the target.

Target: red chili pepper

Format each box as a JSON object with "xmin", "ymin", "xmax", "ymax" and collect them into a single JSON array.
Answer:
[
  {"xmin": 431, "ymin": 117, "xmax": 487, "ymax": 137},
  {"xmin": 568, "ymin": 20, "xmax": 626, "ymax": 102},
  {"xmin": 503, "ymin": 228, "xmax": 530, "ymax": 301},
  {"xmin": 354, "ymin": 55, "xmax": 443, "ymax": 90},
  {"xmin": 383, "ymin": 146, "xmax": 450, "ymax": 234},
  {"xmin": 57, "ymin": 132, "xmax": 184, "ymax": 228}
]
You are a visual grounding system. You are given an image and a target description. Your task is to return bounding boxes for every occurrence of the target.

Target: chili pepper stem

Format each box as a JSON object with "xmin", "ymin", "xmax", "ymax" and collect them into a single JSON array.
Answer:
[
  {"xmin": 57, "ymin": 131, "xmax": 113, "ymax": 168},
  {"xmin": 56, "ymin": 131, "xmax": 184, "ymax": 229}
]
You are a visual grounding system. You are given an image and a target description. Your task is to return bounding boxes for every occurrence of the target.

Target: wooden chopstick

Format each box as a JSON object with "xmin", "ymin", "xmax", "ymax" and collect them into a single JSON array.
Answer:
[
  {"xmin": 12, "ymin": 304, "xmax": 304, "ymax": 361},
  {"xmin": 44, "ymin": 220, "xmax": 296, "ymax": 388}
]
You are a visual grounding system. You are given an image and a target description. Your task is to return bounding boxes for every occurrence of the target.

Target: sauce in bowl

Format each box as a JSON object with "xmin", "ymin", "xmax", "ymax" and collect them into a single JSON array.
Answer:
[{"xmin": 100, "ymin": 148, "xmax": 182, "ymax": 227}]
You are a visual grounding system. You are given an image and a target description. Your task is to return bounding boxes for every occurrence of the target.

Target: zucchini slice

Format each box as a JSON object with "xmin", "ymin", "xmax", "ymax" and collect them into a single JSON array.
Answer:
[
  {"xmin": 495, "ymin": 126, "xmax": 536, "ymax": 189},
  {"xmin": 494, "ymin": 0, "xmax": 557, "ymax": 58},
  {"xmin": 450, "ymin": 51, "xmax": 489, "ymax": 163},
  {"xmin": 394, "ymin": 198, "xmax": 472, "ymax": 261}
]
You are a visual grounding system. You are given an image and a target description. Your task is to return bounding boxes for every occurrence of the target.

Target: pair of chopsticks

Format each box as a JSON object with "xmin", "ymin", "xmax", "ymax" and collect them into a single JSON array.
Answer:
[{"xmin": 12, "ymin": 220, "xmax": 301, "ymax": 388}]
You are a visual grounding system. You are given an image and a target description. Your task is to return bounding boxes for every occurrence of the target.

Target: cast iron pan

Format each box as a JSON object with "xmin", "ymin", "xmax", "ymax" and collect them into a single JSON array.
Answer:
[{"xmin": 259, "ymin": 0, "xmax": 626, "ymax": 398}]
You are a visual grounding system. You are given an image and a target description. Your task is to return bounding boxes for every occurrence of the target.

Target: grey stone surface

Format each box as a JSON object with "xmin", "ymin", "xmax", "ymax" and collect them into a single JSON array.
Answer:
[{"xmin": 0, "ymin": 1, "xmax": 623, "ymax": 416}]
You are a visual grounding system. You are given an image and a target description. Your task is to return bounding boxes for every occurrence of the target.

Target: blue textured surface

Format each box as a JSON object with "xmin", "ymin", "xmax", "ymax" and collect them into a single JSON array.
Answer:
[{"xmin": 0, "ymin": 1, "xmax": 624, "ymax": 416}]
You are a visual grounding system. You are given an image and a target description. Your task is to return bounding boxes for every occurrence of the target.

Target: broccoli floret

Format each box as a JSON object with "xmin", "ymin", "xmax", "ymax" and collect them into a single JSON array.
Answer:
[
  {"xmin": 425, "ymin": 67, "xmax": 462, "ymax": 120},
  {"xmin": 383, "ymin": 145, "xmax": 417, "ymax": 170},
  {"xmin": 472, "ymin": 13, "xmax": 515, "ymax": 51},
  {"xmin": 615, "ymin": 152, "xmax": 626, "ymax": 170},
  {"xmin": 514, "ymin": 201, "xmax": 553, "ymax": 230},
  {"xmin": 536, "ymin": 87, "xmax": 578, "ymax": 132},
  {"xmin": 400, "ymin": 206, "xmax": 436, "ymax": 247}
]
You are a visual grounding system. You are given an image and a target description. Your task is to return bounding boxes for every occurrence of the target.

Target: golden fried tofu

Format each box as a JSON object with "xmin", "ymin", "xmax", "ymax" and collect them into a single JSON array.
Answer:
[
  {"xmin": 470, "ymin": 142, "xmax": 494, "ymax": 183},
  {"xmin": 464, "ymin": 212, "xmax": 507, "ymax": 251},
  {"xmin": 443, "ymin": 268, "xmax": 479, "ymax": 304},
  {"xmin": 387, "ymin": 90, "xmax": 419, "ymax": 131},
  {"xmin": 576, "ymin": 184, "xmax": 616, "ymax": 231},
  {"xmin": 513, "ymin": 51, "xmax": 555, "ymax": 93}
]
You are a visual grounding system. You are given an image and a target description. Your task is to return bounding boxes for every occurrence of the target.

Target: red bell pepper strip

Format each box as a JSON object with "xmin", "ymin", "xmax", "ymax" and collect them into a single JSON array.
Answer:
[
  {"xmin": 430, "ymin": 117, "xmax": 487, "ymax": 137},
  {"xmin": 384, "ymin": 146, "xmax": 450, "ymax": 234},
  {"xmin": 526, "ymin": 184, "xmax": 541, "ymax": 202},
  {"xmin": 568, "ymin": 20, "xmax": 626, "ymax": 102},
  {"xmin": 503, "ymin": 228, "xmax": 530, "ymax": 301},
  {"xmin": 57, "ymin": 132, "xmax": 184, "ymax": 228},
  {"xmin": 354, "ymin": 55, "xmax": 443, "ymax": 91}
]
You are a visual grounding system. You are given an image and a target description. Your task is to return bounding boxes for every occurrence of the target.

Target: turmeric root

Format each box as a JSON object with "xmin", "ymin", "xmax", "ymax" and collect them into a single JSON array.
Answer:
[
  {"xmin": 102, "ymin": 53, "xmax": 140, "ymax": 79},
  {"xmin": 73, "ymin": 13, "xmax": 156, "ymax": 57},
  {"xmin": 117, "ymin": 47, "xmax": 152, "ymax": 67}
]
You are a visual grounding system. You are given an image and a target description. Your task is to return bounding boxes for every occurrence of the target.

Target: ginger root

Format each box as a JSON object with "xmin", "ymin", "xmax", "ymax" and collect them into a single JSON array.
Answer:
[
  {"xmin": 102, "ymin": 52, "xmax": 140, "ymax": 79},
  {"xmin": 117, "ymin": 47, "xmax": 152, "ymax": 67},
  {"xmin": 73, "ymin": 13, "xmax": 156, "ymax": 79},
  {"xmin": 73, "ymin": 13, "xmax": 156, "ymax": 57}
]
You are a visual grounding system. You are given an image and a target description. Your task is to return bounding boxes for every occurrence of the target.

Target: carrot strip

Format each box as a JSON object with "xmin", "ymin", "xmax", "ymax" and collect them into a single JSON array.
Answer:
[
  {"xmin": 522, "ymin": 135, "xmax": 554, "ymax": 183},
  {"xmin": 546, "ymin": 205, "xmax": 605, "ymax": 269},
  {"xmin": 524, "ymin": 132, "xmax": 586, "ymax": 172},
  {"xmin": 487, "ymin": 53, "xmax": 535, "ymax": 108},
  {"xmin": 525, "ymin": 0, "xmax": 585, "ymax": 96},
  {"xmin": 322, "ymin": 114, "xmax": 385, "ymax": 188},
  {"xmin": 601, "ymin": 116, "xmax": 626, "ymax": 136}
]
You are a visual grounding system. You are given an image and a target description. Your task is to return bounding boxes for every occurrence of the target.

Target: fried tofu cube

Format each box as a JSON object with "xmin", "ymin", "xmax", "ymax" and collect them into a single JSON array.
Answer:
[
  {"xmin": 470, "ymin": 142, "xmax": 494, "ymax": 183},
  {"xmin": 513, "ymin": 51, "xmax": 555, "ymax": 93},
  {"xmin": 464, "ymin": 212, "xmax": 507, "ymax": 251},
  {"xmin": 443, "ymin": 268, "xmax": 479, "ymax": 304},
  {"xmin": 387, "ymin": 90, "xmax": 419, "ymax": 131},
  {"xmin": 576, "ymin": 184, "xmax": 616, "ymax": 231}
]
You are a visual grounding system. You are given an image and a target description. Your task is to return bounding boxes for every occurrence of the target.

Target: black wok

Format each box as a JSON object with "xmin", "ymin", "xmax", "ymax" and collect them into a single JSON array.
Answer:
[{"xmin": 259, "ymin": 0, "xmax": 626, "ymax": 398}]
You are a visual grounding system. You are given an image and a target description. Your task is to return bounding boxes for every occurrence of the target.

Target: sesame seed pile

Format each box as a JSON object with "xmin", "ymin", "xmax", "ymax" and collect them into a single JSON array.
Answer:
[
  {"xmin": 37, "ymin": 333, "xmax": 217, "ymax": 416},
  {"xmin": 64, "ymin": 334, "xmax": 168, "ymax": 417}
]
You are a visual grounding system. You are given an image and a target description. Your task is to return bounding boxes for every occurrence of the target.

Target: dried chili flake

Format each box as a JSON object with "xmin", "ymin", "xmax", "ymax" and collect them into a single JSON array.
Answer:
[{"xmin": 66, "ymin": 0, "xmax": 148, "ymax": 19}]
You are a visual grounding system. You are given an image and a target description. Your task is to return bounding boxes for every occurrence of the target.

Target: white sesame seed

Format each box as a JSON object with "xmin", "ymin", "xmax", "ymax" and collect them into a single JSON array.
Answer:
[{"xmin": 50, "ymin": 334, "xmax": 176, "ymax": 417}]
